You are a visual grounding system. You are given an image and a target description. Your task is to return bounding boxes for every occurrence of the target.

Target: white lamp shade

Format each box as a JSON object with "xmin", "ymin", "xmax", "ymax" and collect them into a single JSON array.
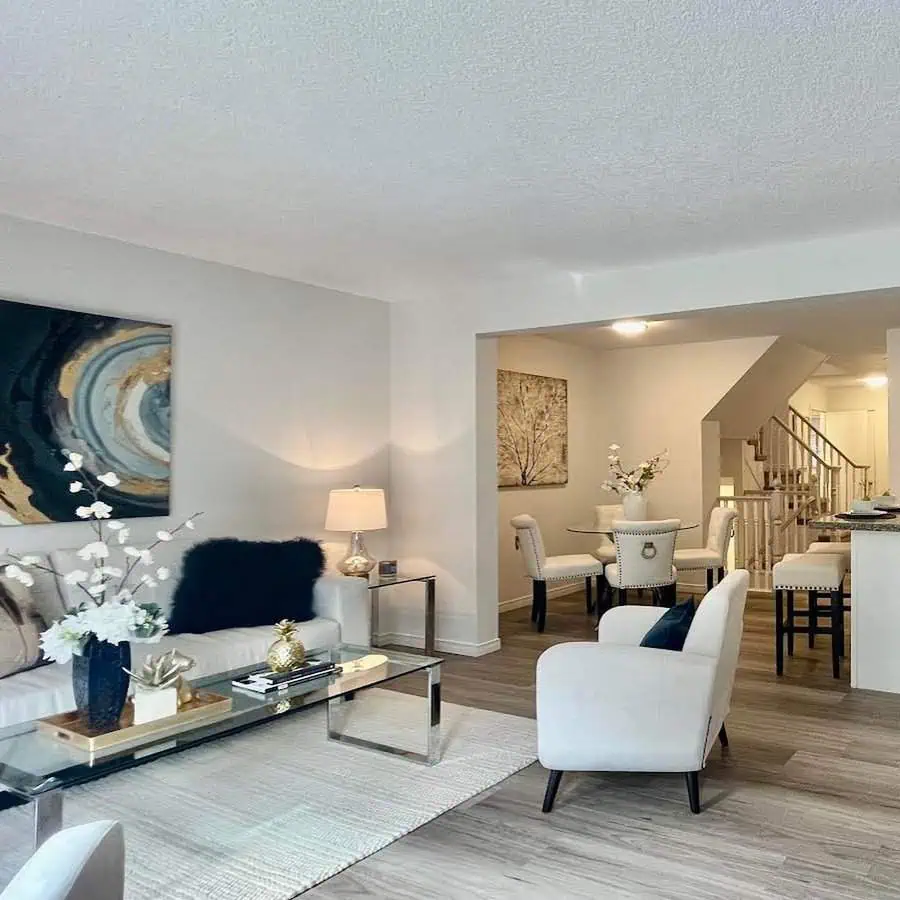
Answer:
[{"xmin": 325, "ymin": 487, "xmax": 387, "ymax": 532}]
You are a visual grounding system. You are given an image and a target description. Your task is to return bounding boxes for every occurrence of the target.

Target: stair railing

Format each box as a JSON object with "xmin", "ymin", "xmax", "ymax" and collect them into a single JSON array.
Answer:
[
  {"xmin": 718, "ymin": 489, "xmax": 819, "ymax": 573},
  {"xmin": 765, "ymin": 415, "xmax": 841, "ymax": 514},
  {"xmin": 717, "ymin": 495, "xmax": 775, "ymax": 572},
  {"xmin": 788, "ymin": 405, "xmax": 870, "ymax": 511},
  {"xmin": 771, "ymin": 490, "xmax": 818, "ymax": 559}
]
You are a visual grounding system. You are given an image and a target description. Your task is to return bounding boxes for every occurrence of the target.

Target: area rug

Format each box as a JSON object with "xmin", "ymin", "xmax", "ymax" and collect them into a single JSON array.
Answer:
[{"xmin": 0, "ymin": 690, "xmax": 536, "ymax": 898}]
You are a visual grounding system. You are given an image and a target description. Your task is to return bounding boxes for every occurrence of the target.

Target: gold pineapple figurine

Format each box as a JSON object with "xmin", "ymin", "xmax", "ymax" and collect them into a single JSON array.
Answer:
[{"xmin": 266, "ymin": 619, "xmax": 306, "ymax": 672}]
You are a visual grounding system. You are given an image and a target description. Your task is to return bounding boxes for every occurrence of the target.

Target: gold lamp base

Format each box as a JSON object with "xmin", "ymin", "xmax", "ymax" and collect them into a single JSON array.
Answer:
[{"xmin": 338, "ymin": 531, "xmax": 376, "ymax": 577}]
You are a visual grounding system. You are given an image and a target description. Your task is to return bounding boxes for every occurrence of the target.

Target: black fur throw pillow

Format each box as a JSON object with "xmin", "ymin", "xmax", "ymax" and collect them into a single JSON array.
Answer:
[{"xmin": 167, "ymin": 538, "xmax": 325, "ymax": 635}]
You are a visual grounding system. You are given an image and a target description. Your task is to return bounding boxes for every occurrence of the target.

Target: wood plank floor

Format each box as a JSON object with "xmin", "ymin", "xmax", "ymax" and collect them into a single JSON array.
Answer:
[{"xmin": 307, "ymin": 590, "xmax": 900, "ymax": 898}]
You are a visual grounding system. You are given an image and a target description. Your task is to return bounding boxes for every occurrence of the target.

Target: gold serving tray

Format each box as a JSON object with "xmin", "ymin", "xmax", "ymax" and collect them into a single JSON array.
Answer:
[{"xmin": 37, "ymin": 691, "xmax": 233, "ymax": 756}]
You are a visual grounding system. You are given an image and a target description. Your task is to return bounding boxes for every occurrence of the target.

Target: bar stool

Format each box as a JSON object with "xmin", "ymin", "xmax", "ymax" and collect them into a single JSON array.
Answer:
[
  {"xmin": 807, "ymin": 541, "xmax": 851, "ymax": 563},
  {"xmin": 773, "ymin": 553, "xmax": 848, "ymax": 679}
]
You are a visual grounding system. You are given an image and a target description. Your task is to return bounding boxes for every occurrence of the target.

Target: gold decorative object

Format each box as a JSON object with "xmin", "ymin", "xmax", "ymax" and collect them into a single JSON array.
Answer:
[
  {"xmin": 38, "ymin": 691, "xmax": 232, "ymax": 756},
  {"xmin": 176, "ymin": 675, "xmax": 195, "ymax": 707},
  {"xmin": 125, "ymin": 649, "xmax": 197, "ymax": 711},
  {"xmin": 266, "ymin": 619, "xmax": 306, "ymax": 672},
  {"xmin": 342, "ymin": 653, "xmax": 389, "ymax": 673},
  {"xmin": 125, "ymin": 649, "xmax": 195, "ymax": 691}
]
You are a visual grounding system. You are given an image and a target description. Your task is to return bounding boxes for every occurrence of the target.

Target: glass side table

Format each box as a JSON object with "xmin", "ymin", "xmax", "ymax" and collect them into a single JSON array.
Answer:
[{"xmin": 368, "ymin": 573, "xmax": 437, "ymax": 654}]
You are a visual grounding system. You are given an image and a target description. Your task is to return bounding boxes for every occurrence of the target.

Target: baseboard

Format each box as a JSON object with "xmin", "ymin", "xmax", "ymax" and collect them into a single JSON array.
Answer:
[
  {"xmin": 499, "ymin": 580, "xmax": 583, "ymax": 613},
  {"xmin": 677, "ymin": 578, "xmax": 708, "ymax": 594},
  {"xmin": 374, "ymin": 633, "xmax": 502, "ymax": 657},
  {"xmin": 500, "ymin": 577, "xmax": 712, "ymax": 612}
]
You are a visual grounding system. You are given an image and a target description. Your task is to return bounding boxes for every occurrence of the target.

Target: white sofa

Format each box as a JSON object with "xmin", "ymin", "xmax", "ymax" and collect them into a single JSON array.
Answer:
[
  {"xmin": 0, "ymin": 544, "xmax": 370, "ymax": 729},
  {"xmin": 536, "ymin": 570, "xmax": 749, "ymax": 814}
]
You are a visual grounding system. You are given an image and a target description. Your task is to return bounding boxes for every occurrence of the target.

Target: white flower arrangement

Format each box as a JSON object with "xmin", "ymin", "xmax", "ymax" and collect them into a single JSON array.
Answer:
[
  {"xmin": 38, "ymin": 600, "xmax": 167, "ymax": 665},
  {"xmin": 3, "ymin": 449, "xmax": 201, "ymax": 664},
  {"xmin": 601, "ymin": 443, "xmax": 669, "ymax": 495}
]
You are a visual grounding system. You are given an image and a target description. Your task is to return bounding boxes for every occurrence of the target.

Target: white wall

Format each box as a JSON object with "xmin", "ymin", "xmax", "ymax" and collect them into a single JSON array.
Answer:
[
  {"xmin": 0, "ymin": 215, "xmax": 390, "ymax": 562},
  {"xmin": 387, "ymin": 299, "xmax": 492, "ymax": 653},
  {"xmin": 700, "ymin": 420, "xmax": 722, "ymax": 537},
  {"xmin": 790, "ymin": 379, "xmax": 890, "ymax": 494},
  {"xmin": 826, "ymin": 384, "xmax": 890, "ymax": 495},
  {"xmin": 790, "ymin": 380, "xmax": 829, "ymax": 417},
  {"xmin": 708, "ymin": 338, "xmax": 826, "ymax": 439},
  {"xmin": 495, "ymin": 335, "xmax": 606, "ymax": 607},
  {"xmin": 594, "ymin": 338, "xmax": 774, "ymax": 545},
  {"xmin": 890, "ymin": 330, "xmax": 900, "ymax": 498},
  {"xmin": 390, "ymin": 224, "xmax": 900, "ymax": 654}
]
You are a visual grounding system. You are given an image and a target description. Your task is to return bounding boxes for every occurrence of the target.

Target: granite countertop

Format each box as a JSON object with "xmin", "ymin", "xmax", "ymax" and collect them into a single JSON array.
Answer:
[{"xmin": 812, "ymin": 514, "xmax": 900, "ymax": 532}]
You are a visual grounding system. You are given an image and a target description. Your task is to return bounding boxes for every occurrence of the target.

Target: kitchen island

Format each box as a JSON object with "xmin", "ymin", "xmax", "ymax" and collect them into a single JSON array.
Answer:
[{"xmin": 812, "ymin": 514, "xmax": 900, "ymax": 694}]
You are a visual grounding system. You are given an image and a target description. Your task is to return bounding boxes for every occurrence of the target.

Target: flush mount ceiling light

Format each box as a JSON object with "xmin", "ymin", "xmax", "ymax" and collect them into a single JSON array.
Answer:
[
  {"xmin": 610, "ymin": 320, "xmax": 649, "ymax": 336},
  {"xmin": 861, "ymin": 374, "xmax": 889, "ymax": 388}
]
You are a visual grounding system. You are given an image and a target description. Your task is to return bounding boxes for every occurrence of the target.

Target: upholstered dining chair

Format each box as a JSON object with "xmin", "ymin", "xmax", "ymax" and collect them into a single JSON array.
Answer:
[
  {"xmin": 606, "ymin": 519, "xmax": 681, "ymax": 607},
  {"xmin": 510, "ymin": 515, "xmax": 606, "ymax": 632},
  {"xmin": 536, "ymin": 570, "xmax": 750, "ymax": 815},
  {"xmin": 590, "ymin": 504, "xmax": 625, "ymax": 565},
  {"xmin": 1, "ymin": 821, "xmax": 124, "ymax": 900},
  {"xmin": 673, "ymin": 507, "xmax": 738, "ymax": 590}
]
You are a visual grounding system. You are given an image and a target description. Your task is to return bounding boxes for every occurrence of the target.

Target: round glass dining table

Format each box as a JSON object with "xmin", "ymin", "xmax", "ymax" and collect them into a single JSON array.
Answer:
[{"xmin": 566, "ymin": 521, "xmax": 700, "ymax": 536}]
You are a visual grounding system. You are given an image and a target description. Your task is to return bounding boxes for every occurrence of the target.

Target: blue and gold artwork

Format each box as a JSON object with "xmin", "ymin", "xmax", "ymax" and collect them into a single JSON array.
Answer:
[{"xmin": 0, "ymin": 298, "xmax": 171, "ymax": 525}]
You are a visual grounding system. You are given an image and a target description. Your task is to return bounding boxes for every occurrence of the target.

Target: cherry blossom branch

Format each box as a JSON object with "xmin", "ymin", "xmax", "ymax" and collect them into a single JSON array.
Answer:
[
  {"xmin": 117, "ymin": 511, "xmax": 204, "ymax": 593},
  {"xmin": 4, "ymin": 551, "xmax": 98, "ymax": 605}
]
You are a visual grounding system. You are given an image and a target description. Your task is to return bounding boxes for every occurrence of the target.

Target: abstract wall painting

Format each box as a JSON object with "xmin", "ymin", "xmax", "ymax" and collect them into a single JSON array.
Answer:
[
  {"xmin": 0, "ymin": 298, "xmax": 172, "ymax": 525},
  {"xmin": 497, "ymin": 369, "xmax": 568, "ymax": 488}
]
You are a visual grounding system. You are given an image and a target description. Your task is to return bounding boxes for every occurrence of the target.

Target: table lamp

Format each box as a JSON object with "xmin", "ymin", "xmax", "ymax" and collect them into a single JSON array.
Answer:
[{"xmin": 325, "ymin": 486, "xmax": 387, "ymax": 577}]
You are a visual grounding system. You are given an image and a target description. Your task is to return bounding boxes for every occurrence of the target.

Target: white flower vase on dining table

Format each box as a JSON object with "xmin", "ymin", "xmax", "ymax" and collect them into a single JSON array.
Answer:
[{"xmin": 622, "ymin": 491, "xmax": 648, "ymax": 521}]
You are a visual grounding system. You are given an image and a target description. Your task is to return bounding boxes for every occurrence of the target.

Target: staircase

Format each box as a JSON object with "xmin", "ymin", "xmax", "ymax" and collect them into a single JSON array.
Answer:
[{"xmin": 721, "ymin": 406, "xmax": 868, "ymax": 573}]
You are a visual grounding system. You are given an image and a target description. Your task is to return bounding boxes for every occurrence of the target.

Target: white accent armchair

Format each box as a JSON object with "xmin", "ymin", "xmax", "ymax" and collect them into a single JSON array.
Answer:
[
  {"xmin": 536, "ymin": 570, "xmax": 750, "ymax": 814},
  {"xmin": 674, "ymin": 507, "xmax": 737, "ymax": 590},
  {"xmin": 510, "ymin": 514, "xmax": 606, "ymax": 631},
  {"xmin": 1, "ymin": 821, "xmax": 124, "ymax": 900}
]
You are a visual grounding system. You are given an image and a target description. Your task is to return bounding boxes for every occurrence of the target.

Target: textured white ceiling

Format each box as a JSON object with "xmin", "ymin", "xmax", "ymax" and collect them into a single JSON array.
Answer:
[
  {"xmin": 2, "ymin": 2, "xmax": 900, "ymax": 299},
  {"xmin": 548, "ymin": 288, "xmax": 900, "ymax": 376}
]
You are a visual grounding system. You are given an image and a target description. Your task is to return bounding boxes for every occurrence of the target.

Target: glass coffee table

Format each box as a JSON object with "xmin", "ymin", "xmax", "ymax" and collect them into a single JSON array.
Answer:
[{"xmin": 0, "ymin": 644, "xmax": 441, "ymax": 849}]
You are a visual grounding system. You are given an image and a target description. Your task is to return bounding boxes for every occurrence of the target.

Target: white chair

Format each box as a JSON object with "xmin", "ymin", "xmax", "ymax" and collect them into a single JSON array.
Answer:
[
  {"xmin": 674, "ymin": 507, "xmax": 737, "ymax": 590},
  {"xmin": 510, "ymin": 514, "xmax": 606, "ymax": 632},
  {"xmin": 807, "ymin": 540, "xmax": 851, "ymax": 564},
  {"xmin": 536, "ymin": 570, "xmax": 750, "ymax": 814},
  {"xmin": 590, "ymin": 504, "xmax": 624, "ymax": 565},
  {"xmin": 606, "ymin": 519, "xmax": 680, "ymax": 607},
  {"xmin": 1, "ymin": 821, "xmax": 124, "ymax": 900}
]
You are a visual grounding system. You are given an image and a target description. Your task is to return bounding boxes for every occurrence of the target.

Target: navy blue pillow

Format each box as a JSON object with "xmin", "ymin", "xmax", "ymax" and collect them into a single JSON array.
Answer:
[{"xmin": 640, "ymin": 601, "xmax": 696, "ymax": 651}]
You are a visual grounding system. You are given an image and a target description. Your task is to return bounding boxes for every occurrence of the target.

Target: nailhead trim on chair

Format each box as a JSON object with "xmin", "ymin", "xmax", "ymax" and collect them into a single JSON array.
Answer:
[
  {"xmin": 613, "ymin": 525, "xmax": 677, "ymax": 535},
  {"xmin": 518, "ymin": 526, "xmax": 544, "ymax": 580},
  {"xmin": 539, "ymin": 572, "xmax": 604, "ymax": 581},
  {"xmin": 606, "ymin": 575, "xmax": 677, "ymax": 588},
  {"xmin": 773, "ymin": 581, "xmax": 845, "ymax": 590}
]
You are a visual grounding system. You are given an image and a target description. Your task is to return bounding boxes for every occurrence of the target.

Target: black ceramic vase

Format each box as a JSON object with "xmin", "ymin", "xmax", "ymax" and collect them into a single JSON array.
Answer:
[{"xmin": 72, "ymin": 636, "xmax": 132, "ymax": 732}]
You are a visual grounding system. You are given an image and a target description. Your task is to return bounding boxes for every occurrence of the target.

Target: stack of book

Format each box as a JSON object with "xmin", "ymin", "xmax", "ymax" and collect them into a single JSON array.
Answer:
[{"xmin": 232, "ymin": 659, "xmax": 340, "ymax": 695}]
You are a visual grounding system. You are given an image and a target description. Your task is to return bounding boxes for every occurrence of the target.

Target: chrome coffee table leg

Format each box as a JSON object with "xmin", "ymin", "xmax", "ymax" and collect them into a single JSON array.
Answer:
[
  {"xmin": 424, "ymin": 578, "xmax": 436, "ymax": 655},
  {"xmin": 370, "ymin": 587, "xmax": 381, "ymax": 648},
  {"xmin": 33, "ymin": 789, "xmax": 63, "ymax": 849},
  {"xmin": 426, "ymin": 662, "xmax": 441, "ymax": 765},
  {"xmin": 326, "ymin": 662, "xmax": 442, "ymax": 765}
]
